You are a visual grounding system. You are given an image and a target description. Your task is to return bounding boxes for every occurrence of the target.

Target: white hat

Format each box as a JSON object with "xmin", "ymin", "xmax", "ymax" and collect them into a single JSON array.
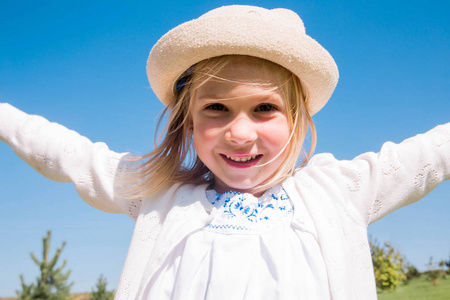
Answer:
[{"xmin": 147, "ymin": 5, "xmax": 339, "ymax": 115}]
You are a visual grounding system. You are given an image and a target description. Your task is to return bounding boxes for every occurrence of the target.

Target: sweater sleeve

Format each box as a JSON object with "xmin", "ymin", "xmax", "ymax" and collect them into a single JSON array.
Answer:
[
  {"xmin": 0, "ymin": 103, "xmax": 142, "ymax": 219},
  {"xmin": 306, "ymin": 123, "xmax": 450, "ymax": 225}
]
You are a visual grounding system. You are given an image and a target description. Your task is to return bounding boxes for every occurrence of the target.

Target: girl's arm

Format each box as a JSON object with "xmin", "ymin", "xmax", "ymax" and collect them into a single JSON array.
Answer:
[
  {"xmin": 0, "ymin": 103, "xmax": 141, "ymax": 219},
  {"xmin": 306, "ymin": 123, "xmax": 450, "ymax": 225}
]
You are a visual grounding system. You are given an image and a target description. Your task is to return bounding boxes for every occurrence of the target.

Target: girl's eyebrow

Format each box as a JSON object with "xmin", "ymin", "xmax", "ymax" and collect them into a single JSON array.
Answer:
[
  {"xmin": 194, "ymin": 95, "xmax": 223, "ymax": 102},
  {"xmin": 196, "ymin": 89, "xmax": 284, "ymax": 102},
  {"xmin": 196, "ymin": 95, "xmax": 285, "ymax": 105}
]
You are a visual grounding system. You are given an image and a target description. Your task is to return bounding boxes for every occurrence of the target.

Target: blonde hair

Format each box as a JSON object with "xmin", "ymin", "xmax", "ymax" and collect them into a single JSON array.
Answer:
[{"xmin": 126, "ymin": 55, "xmax": 316, "ymax": 198}]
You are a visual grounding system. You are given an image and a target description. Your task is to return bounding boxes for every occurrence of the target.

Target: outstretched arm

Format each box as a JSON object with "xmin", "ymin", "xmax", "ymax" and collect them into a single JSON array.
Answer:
[
  {"xmin": 355, "ymin": 123, "xmax": 449, "ymax": 224},
  {"xmin": 0, "ymin": 103, "xmax": 141, "ymax": 219},
  {"xmin": 304, "ymin": 123, "xmax": 450, "ymax": 225}
]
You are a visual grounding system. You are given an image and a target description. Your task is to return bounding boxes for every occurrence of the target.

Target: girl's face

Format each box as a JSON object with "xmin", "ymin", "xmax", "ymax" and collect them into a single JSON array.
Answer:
[{"xmin": 190, "ymin": 58, "xmax": 291, "ymax": 196}]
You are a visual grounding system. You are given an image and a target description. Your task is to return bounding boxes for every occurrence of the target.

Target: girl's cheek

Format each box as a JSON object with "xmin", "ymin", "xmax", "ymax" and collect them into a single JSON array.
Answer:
[
  {"xmin": 205, "ymin": 128, "xmax": 225, "ymax": 140},
  {"xmin": 195, "ymin": 120, "xmax": 223, "ymax": 138},
  {"xmin": 264, "ymin": 118, "xmax": 290, "ymax": 136}
]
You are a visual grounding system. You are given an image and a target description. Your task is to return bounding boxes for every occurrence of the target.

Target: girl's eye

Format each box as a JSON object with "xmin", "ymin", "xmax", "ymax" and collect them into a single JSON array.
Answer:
[
  {"xmin": 206, "ymin": 103, "xmax": 227, "ymax": 111},
  {"xmin": 255, "ymin": 103, "xmax": 278, "ymax": 112}
]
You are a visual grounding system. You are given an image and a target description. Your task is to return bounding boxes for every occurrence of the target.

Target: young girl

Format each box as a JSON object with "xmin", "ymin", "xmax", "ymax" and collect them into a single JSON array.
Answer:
[{"xmin": 1, "ymin": 4, "xmax": 449, "ymax": 300}]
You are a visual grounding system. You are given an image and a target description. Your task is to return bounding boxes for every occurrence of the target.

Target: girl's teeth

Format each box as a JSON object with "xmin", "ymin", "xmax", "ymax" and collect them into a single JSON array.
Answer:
[{"xmin": 226, "ymin": 155, "xmax": 257, "ymax": 162}]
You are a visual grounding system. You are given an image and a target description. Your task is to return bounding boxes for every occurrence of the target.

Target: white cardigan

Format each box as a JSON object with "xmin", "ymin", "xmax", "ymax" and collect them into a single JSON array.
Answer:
[{"xmin": 1, "ymin": 103, "xmax": 449, "ymax": 299}]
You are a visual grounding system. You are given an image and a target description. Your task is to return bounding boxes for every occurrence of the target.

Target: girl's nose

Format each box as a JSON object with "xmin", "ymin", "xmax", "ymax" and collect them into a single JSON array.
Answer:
[{"xmin": 225, "ymin": 116, "xmax": 258, "ymax": 145}]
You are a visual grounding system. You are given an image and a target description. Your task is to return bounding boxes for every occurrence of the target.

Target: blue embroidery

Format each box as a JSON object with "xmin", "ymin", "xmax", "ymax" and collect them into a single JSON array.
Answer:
[
  {"xmin": 206, "ymin": 224, "xmax": 250, "ymax": 231},
  {"xmin": 222, "ymin": 195, "xmax": 259, "ymax": 222},
  {"xmin": 205, "ymin": 185, "xmax": 294, "ymax": 233}
]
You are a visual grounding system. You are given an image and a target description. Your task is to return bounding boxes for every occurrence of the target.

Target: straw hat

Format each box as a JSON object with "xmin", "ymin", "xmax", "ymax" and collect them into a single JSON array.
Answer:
[{"xmin": 147, "ymin": 5, "xmax": 338, "ymax": 115}]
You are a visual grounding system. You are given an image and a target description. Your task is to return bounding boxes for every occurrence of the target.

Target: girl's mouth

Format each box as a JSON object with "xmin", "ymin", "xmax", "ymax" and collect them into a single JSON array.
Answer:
[
  {"xmin": 220, "ymin": 154, "xmax": 262, "ymax": 167},
  {"xmin": 225, "ymin": 154, "xmax": 259, "ymax": 162}
]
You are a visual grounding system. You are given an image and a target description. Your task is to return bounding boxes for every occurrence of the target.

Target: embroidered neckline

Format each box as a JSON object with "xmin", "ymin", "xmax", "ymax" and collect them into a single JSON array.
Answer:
[{"xmin": 205, "ymin": 184, "xmax": 294, "ymax": 234}]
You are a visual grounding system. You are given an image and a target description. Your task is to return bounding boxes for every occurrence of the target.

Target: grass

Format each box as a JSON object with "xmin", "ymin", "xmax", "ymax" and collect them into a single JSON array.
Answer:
[
  {"xmin": 2, "ymin": 277, "xmax": 448, "ymax": 300},
  {"xmin": 378, "ymin": 276, "xmax": 450, "ymax": 300}
]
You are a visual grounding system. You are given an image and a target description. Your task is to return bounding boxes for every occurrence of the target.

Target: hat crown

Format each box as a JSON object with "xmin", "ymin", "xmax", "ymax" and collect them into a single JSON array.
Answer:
[{"xmin": 200, "ymin": 5, "xmax": 305, "ymax": 34}]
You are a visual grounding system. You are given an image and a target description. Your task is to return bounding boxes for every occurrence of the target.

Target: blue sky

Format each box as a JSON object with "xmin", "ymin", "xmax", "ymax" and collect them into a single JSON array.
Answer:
[{"xmin": 0, "ymin": 0, "xmax": 449, "ymax": 296}]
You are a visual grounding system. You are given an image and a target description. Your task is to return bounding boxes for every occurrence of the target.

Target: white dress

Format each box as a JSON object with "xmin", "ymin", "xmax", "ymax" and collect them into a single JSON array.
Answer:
[{"xmin": 142, "ymin": 184, "xmax": 331, "ymax": 300}]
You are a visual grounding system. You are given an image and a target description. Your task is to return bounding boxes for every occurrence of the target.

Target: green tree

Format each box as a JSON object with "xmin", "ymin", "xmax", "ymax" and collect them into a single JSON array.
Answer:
[
  {"xmin": 16, "ymin": 230, "xmax": 73, "ymax": 300},
  {"xmin": 444, "ymin": 252, "xmax": 450, "ymax": 275},
  {"xmin": 426, "ymin": 256, "xmax": 446, "ymax": 286},
  {"xmin": 84, "ymin": 275, "xmax": 115, "ymax": 300},
  {"xmin": 404, "ymin": 263, "xmax": 421, "ymax": 283},
  {"xmin": 370, "ymin": 238, "xmax": 407, "ymax": 291}
]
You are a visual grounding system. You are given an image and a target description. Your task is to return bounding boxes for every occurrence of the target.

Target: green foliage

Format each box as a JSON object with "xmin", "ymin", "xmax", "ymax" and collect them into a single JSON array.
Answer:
[
  {"xmin": 404, "ymin": 263, "xmax": 421, "ymax": 283},
  {"xmin": 84, "ymin": 275, "xmax": 115, "ymax": 300},
  {"xmin": 16, "ymin": 230, "xmax": 73, "ymax": 300},
  {"xmin": 370, "ymin": 238, "xmax": 407, "ymax": 291},
  {"xmin": 444, "ymin": 253, "xmax": 450, "ymax": 275},
  {"xmin": 426, "ymin": 257, "xmax": 446, "ymax": 286},
  {"xmin": 438, "ymin": 260, "xmax": 448, "ymax": 279}
]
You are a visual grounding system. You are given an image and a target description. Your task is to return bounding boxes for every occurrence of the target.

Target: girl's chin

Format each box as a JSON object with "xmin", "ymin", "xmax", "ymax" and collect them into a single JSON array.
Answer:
[{"xmin": 212, "ymin": 181, "xmax": 264, "ymax": 196}]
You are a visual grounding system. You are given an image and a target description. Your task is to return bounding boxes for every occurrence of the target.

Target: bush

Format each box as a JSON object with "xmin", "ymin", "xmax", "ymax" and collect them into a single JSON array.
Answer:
[
  {"xmin": 370, "ymin": 238, "xmax": 407, "ymax": 291},
  {"xmin": 405, "ymin": 263, "xmax": 421, "ymax": 282},
  {"xmin": 443, "ymin": 257, "xmax": 450, "ymax": 275},
  {"xmin": 426, "ymin": 257, "xmax": 447, "ymax": 286}
]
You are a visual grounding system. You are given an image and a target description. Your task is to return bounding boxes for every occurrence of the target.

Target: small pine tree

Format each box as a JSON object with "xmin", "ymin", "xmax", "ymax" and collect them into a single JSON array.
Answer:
[
  {"xmin": 84, "ymin": 275, "xmax": 115, "ymax": 300},
  {"xmin": 16, "ymin": 230, "xmax": 73, "ymax": 300}
]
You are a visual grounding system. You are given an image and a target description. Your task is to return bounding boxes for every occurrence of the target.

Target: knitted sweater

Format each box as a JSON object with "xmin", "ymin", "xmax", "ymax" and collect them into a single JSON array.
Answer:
[{"xmin": 0, "ymin": 103, "xmax": 449, "ymax": 299}]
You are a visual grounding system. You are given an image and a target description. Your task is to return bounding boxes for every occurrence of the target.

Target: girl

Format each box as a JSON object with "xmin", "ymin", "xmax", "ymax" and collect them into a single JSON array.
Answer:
[{"xmin": 1, "ymin": 4, "xmax": 449, "ymax": 300}]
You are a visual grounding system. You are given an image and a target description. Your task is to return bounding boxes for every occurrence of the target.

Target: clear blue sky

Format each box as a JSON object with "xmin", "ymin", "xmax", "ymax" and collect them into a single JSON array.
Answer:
[{"xmin": 0, "ymin": 0, "xmax": 449, "ymax": 296}]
